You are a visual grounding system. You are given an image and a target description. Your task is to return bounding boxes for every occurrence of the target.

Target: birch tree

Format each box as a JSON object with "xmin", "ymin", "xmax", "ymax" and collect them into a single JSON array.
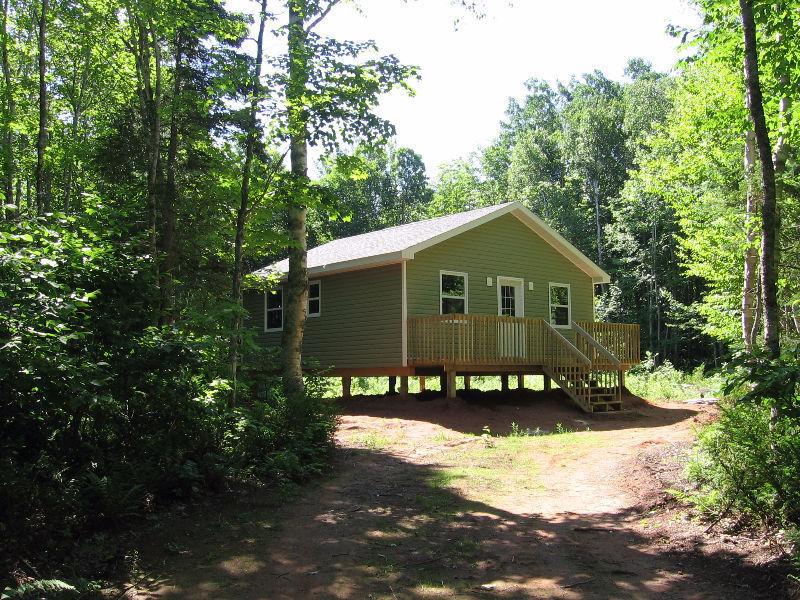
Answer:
[{"xmin": 276, "ymin": 0, "xmax": 417, "ymax": 398}]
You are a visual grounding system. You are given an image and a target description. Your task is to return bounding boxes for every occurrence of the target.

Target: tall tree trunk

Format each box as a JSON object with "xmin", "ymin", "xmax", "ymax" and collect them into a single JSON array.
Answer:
[
  {"xmin": 591, "ymin": 176, "xmax": 602, "ymax": 266},
  {"xmin": 742, "ymin": 130, "xmax": 759, "ymax": 351},
  {"xmin": 160, "ymin": 33, "xmax": 181, "ymax": 325},
  {"xmin": 281, "ymin": 0, "xmax": 310, "ymax": 399},
  {"xmin": 35, "ymin": 0, "xmax": 49, "ymax": 215},
  {"xmin": 739, "ymin": 0, "xmax": 780, "ymax": 359},
  {"xmin": 1, "ymin": 0, "xmax": 14, "ymax": 214},
  {"xmin": 146, "ymin": 22, "xmax": 162, "ymax": 293},
  {"xmin": 128, "ymin": 15, "xmax": 163, "ymax": 306},
  {"xmin": 229, "ymin": 0, "xmax": 267, "ymax": 404},
  {"xmin": 62, "ymin": 44, "xmax": 91, "ymax": 213}
]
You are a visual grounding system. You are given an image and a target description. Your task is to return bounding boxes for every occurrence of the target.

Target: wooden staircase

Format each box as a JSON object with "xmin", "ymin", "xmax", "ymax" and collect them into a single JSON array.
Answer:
[
  {"xmin": 544, "ymin": 366, "xmax": 624, "ymax": 413},
  {"xmin": 542, "ymin": 322, "xmax": 624, "ymax": 413}
]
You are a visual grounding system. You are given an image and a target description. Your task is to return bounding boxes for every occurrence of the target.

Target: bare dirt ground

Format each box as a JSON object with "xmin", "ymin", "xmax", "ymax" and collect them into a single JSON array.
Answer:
[{"xmin": 124, "ymin": 390, "xmax": 791, "ymax": 600}]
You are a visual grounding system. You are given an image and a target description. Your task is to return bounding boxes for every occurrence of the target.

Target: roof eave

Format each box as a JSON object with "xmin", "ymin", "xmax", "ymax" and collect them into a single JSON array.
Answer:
[{"xmin": 255, "ymin": 250, "xmax": 406, "ymax": 280}]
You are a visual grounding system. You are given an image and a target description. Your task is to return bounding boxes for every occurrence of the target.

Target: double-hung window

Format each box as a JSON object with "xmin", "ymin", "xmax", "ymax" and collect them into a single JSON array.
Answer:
[
  {"xmin": 440, "ymin": 271, "xmax": 468, "ymax": 314},
  {"xmin": 265, "ymin": 288, "xmax": 283, "ymax": 331},
  {"xmin": 308, "ymin": 281, "xmax": 321, "ymax": 317},
  {"xmin": 549, "ymin": 282, "xmax": 571, "ymax": 328},
  {"xmin": 266, "ymin": 281, "xmax": 321, "ymax": 331}
]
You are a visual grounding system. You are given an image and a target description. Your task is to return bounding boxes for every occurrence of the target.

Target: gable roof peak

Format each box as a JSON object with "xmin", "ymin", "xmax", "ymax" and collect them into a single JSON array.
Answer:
[{"xmin": 253, "ymin": 200, "xmax": 610, "ymax": 284}]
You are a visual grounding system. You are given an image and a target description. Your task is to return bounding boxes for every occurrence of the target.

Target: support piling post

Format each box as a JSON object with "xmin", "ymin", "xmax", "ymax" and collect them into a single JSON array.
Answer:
[
  {"xmin": 419, "ymin": 376, "xmax": 426, "ymax": 392},
  {"xmin": 543, "ymin": 374, "xmax": 552, "ymax": 392},
  {"xmin": 388, "ymin": 376, "xmax": 397, "ymax": 395},
  {"xmin": 400, "ymin": 376, "xmax": 408, "ymax": 399},
  {"xmin": 342, "ymin": 376, "xmax": 351, "ymax": 399},
  {"xmin": 446, "ymin": 370, "xmax": 457, "ymax": 399},
  {"xmin": 464, "ymin": 375, "xmax": 471, "ymax": 391}
]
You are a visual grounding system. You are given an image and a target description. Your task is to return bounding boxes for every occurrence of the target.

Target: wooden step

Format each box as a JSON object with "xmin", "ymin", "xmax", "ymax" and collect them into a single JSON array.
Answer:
[{"xmin": 589, "ymin": 401, "xmax": 623, "ymax": 412}]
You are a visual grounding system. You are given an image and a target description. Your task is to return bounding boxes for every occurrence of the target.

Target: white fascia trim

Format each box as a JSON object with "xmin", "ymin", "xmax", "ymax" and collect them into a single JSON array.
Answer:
[{"xmin": 264, "ymin": 251, "xmax": 406, "ymax": 281}]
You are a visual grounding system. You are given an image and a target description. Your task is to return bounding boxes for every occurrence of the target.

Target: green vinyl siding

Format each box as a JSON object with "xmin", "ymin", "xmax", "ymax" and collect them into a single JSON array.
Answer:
[
  {"xmin": 244, "ymin": 263, "xmax": 403, "ymax": 369},
  {"xmin": 406, "ymin": 213, "xmax": 594, "ymax": 330}
]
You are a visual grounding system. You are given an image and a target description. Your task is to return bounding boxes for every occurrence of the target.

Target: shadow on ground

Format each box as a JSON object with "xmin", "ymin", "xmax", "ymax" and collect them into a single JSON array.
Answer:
[
  {"xmin": 127, "ymin": 442, "xmax": 788, "ymax": 600},
  {"xmin": 337, "ymin": 390, "xmax": 699, "ymax": 436}
]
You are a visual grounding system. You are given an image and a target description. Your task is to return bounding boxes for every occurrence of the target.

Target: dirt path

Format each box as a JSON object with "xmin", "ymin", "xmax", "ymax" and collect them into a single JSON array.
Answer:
[{"xmin": 127, "ymin": 392, "xmax": 786, "ymax": 599}]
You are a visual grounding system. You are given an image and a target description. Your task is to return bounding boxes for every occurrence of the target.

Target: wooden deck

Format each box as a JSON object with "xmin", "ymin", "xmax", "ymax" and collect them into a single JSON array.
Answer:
[{"xmin": 407, "ymin": 315, "xmax": 640, "ymax": 413}]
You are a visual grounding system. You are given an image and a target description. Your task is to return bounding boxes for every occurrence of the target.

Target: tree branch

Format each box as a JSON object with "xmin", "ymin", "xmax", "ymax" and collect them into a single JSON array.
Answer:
[{"xmin": 305, "ymin": 0, "xmax": 343, "ymax": 33}]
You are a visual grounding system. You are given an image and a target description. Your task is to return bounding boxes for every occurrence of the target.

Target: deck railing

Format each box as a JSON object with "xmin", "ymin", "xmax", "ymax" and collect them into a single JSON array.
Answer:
[
  {"xmin": 574, "ymin": 321, "xmax": 640, "ymax": 367},
  {"xmin": 408, "ymin": 314, "xmax": 587, "ymax": 367},
  {"xmin": 407, "ymin": 314, "xmax": 640, "ymax": 368}
]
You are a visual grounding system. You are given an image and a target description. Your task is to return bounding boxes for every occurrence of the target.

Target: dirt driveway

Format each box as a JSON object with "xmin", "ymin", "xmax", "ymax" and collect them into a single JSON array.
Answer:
[{"xmin": 128, "ymin": 391, "xmax": 786, "ymax": 599}]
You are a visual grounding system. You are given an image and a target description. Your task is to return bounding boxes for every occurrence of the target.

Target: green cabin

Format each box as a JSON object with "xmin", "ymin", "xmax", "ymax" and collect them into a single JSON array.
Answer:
[{"xmin": 246, "ymin": 202, "xmax": 640, "ymax": 412}]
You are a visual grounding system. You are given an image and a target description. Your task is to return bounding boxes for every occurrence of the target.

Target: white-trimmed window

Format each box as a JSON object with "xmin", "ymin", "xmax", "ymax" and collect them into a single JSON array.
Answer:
[
  {"xmin": 440, "ymin": 271, "xmax": 468, "ymax": 314},
  {"xmin": 549, "ymin": 282, "xmax": 571, "ymax": 328},
  {"xmin": 265, "ymin": 288, "xmax": 283, "ymax": 332},
  {"xmin": 308, "ymin": 280, "xmax": 321, "ymax": 317}
]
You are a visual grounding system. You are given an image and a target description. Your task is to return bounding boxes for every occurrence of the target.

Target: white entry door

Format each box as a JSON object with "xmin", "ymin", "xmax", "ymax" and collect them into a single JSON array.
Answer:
[{"xmin": 497, "ymin": 277, "xmax": 526, "ymax": 359}]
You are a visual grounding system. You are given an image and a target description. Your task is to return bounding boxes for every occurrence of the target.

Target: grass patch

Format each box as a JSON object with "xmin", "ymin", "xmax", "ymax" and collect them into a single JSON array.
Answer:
[
  {"xmin": 626, "ymin": 355, "xmax": 722, "ymax": 401},
  {"xmin": 351, "ymin": 431, "xmax": 394, "ymax": 450},
  {"xmin": 425, "ymin": 424, "xmax": 601, "ymax": 503}
]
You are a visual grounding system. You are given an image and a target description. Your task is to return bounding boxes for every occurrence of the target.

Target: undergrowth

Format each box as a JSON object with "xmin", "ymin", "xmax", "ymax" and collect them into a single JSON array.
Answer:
[{"xmin": 626, "ymin": 353, "xmax": 722, "ymax": 401}]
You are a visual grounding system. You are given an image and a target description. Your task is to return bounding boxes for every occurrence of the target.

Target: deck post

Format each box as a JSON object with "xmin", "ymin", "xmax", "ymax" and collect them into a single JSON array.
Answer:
[
  {"xmin": 419, "ymin": 376, "xmax": 426, "ymax": 392},
  {"xmin": 517, "ymin": 373, "xmax": 525, "ymax": 390},
  {"xmin": 619, "ymin": 370, "xmax": 626, "ymax": 390},
  {"xmin": 388, "ymin": 376, "xmax": 397, "ymax": 395},
  {"xmin": 463, "ymin": 375, "xmax": 471, "ymax": 391},
  {"xmin": 543, "ymin": 374, "xmax": 552, "ymax": 392},
  {"xmin": 501, "ymin": 374, "xmax": 509, "ymax": 393},
  {"xmin": 399, "ymin": 376, "xmax": 408, "ymax": 399},
  {"xmin": 446, "ymin": 370, "xmax": 457, "ymax": 399},
  {"xmin": 439, "ymin": 373, "xmax": 447, "ymax": 394},
  {"xmin": 342, "ymin": 376, "xmax": 352, "ymax": 399}
]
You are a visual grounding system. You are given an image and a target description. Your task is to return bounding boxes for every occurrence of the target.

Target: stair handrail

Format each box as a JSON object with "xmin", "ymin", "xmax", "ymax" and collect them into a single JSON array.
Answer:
[
  {"xmin": 541, "ymin": 320, "xmax": 591, "ymax": 366},
  {"xmin": 572, "ymin": 321, "xmax": 622, "ymax": 368}
]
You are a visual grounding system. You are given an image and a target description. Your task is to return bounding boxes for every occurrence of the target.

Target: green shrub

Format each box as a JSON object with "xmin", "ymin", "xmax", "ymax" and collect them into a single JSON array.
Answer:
[
  {"xmin": 688, "ymin": 401, "xmax": 800, "ymax": 525},
  {"xmin": 686, "ymin": 347, "xmax": 800, "ymax": 530},
  {"xmin": 0, "ymin": 217, "xmax": 337, "ymax": 585}
]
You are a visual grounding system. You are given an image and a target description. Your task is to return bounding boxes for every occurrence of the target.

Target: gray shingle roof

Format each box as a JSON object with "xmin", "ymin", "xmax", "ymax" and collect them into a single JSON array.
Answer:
[{"xmin": 254, "ymin": 202, "xmax": 513, "ymax": 276}]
